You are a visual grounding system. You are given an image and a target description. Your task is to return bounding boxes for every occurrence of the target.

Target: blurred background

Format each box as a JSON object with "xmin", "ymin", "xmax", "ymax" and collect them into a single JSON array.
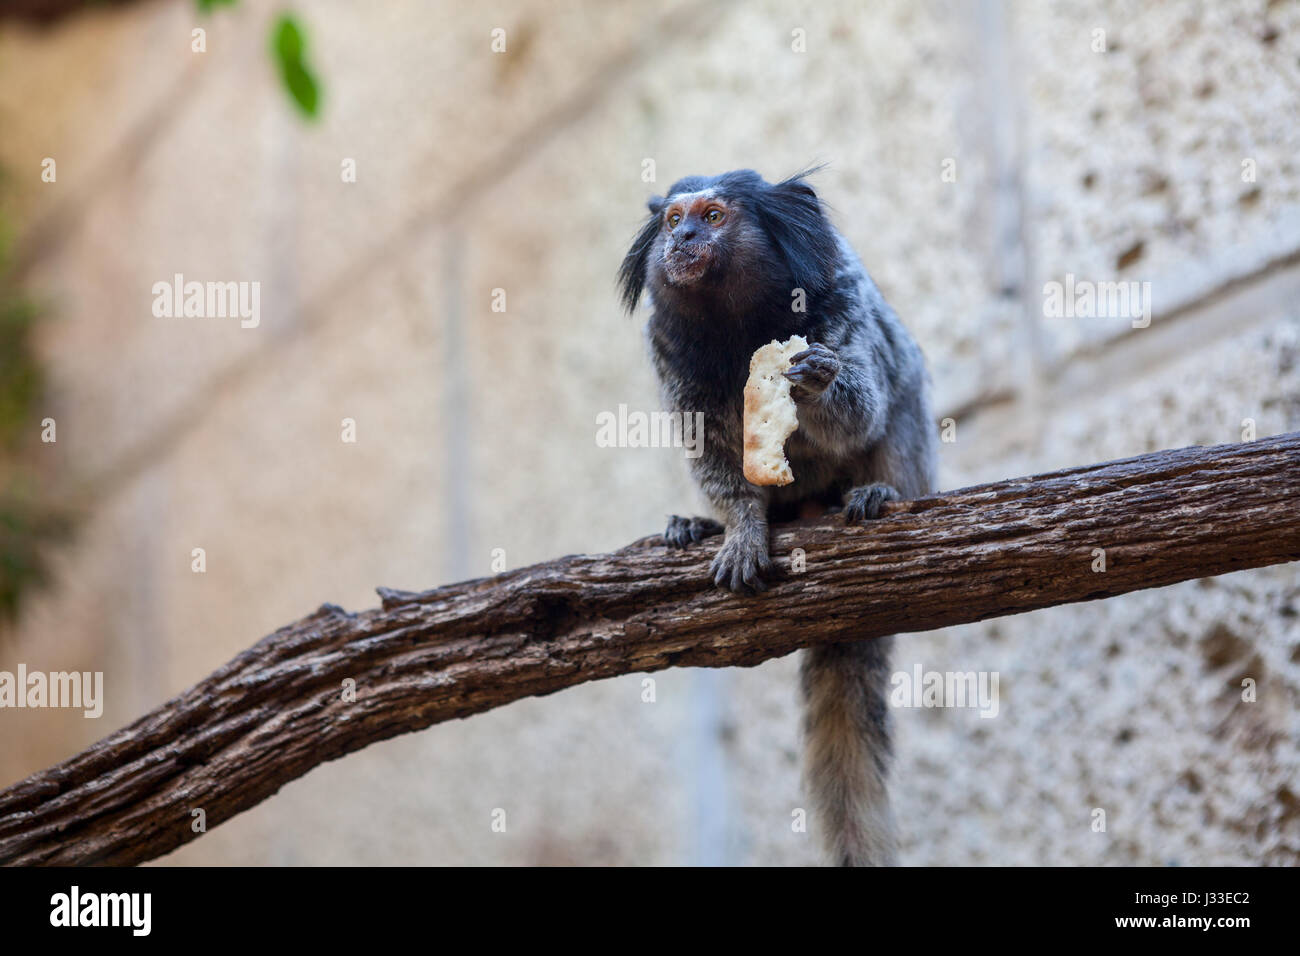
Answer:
[{"xmin": 0, "ymin": 0, "xmax": 1297, "ymax": 865}]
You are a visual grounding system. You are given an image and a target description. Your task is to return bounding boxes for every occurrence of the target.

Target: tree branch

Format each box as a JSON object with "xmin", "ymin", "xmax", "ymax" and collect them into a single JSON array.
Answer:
[{"xmin": 2, "ymin": 434, "xmax": 1298, "ymax": 865}]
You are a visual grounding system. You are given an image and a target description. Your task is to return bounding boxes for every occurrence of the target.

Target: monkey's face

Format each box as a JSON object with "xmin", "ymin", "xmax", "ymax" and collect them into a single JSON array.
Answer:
[
  {"xmin": 654, "ymin": 190, "xmax": 739, "ymax": 288},
  {"xmin": 619, "ymin": 169, "xmax": 837, "ymax": 319}
]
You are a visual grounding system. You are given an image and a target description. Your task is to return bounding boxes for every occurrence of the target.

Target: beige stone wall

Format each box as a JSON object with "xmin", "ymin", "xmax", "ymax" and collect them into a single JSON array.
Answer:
[{"xmin": 0, "ymin": 0, "xmax": 1296, "ymax": 864}]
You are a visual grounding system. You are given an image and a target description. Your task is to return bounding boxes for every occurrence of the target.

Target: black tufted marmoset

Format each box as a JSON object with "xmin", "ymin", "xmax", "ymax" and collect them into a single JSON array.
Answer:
[{"xmin": 619, "ymin": 168, "xmax": 938, "ymax": 866}]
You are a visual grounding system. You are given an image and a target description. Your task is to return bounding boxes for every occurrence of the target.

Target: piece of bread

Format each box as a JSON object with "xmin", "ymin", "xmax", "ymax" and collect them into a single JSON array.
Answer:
[{"xmin": 742, "ymin": 335, "xmax": 808, "ymax": 486}]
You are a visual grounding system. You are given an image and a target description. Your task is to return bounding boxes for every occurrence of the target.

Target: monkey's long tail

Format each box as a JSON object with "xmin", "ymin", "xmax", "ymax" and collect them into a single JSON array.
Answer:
[{"xmin": 800, "ymin": 636, "xmax": 898, "ymax": 866}]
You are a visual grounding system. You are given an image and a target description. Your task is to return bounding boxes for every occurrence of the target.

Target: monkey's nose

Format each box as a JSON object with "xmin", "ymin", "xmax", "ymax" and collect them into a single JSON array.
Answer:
[{"xmin": 676, "ymin": 225, "xmax": 698, "ymax": 241}]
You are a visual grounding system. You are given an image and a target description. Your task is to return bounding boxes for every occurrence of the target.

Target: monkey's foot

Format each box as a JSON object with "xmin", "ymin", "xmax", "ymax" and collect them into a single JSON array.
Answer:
[
  {"xmin": 710, "ymin": 533, "xmax": 773, "ymax": 593},
  {"xmin": 784, "ymin": 342, "xmax": 841, "ymax": 404},
  {"xmin": 843, "ymin": 483, "xmax": 901, "ymax": 522},
  {"xmin": 664, "ymin": 515, "xmax": 724, "ymax": 549}
]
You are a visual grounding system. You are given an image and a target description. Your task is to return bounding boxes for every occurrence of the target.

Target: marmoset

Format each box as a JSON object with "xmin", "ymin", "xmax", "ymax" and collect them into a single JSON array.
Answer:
[{"xmin": 619, "ymin": 168, "xmax": 938, "ymax": 866}]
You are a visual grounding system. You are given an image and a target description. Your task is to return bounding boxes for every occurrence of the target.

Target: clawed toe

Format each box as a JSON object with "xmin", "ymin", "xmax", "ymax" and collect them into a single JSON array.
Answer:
[
  {"xmin": 710, "ymin": 538, "xmax": 774, "ymax": 593},
  {"xmin": 665, "ymin": 515, "xmax": 723, "ymax": 549},
  {"xmin": 843, "ymin": 483, "xmax": 901, "ymax": 523}
]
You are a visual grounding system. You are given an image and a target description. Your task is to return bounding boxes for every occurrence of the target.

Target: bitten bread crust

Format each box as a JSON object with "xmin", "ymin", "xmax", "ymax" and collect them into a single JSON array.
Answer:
[{"xmin": 742, "ymin": 335, "xmax": 808, "ymax": 486}]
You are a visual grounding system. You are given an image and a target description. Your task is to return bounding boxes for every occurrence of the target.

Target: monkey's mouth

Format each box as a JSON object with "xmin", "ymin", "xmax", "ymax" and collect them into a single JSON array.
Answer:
[{"xmin": 662, "ymin": 247, "xmax": 712, "ymax": 285}]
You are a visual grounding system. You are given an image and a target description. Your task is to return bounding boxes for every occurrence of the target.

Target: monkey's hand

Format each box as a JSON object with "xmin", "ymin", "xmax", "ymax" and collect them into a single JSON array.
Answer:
[
  {"xmin": 843, "ymin": 482, "xmax": 901, "ymax": 522},
  {"xmin": 783, "ymin": 342, "xmax": 841, "ymax": 404},
  {"xmin": 664, "ymin": 514, "xmax": 724, "ymax": 548},
  {"xmin": 710, "ymin": 526, "xmax": 773, "ymax": 593}
]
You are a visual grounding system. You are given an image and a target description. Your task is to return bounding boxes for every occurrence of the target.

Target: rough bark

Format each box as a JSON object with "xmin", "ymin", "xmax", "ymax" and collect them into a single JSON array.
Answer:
[{"xmin": 2, "ymin": 433, "xmax": 1298, "ymax": 865}]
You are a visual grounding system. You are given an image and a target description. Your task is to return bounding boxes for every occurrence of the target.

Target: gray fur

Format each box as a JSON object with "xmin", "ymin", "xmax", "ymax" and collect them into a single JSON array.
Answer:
[{"xmin": 622, "ymin": 170, "xmax": 938, "ymax": 865}]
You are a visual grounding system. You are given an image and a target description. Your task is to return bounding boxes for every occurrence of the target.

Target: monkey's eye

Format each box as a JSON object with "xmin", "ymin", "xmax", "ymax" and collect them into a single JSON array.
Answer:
[
  {"xmin": 666, "ymin": 211, "xmax": 682, "ymax": 227},
  {"xmin": 704, "ymin": 207, "xmax": 725, "ymax": 224}
]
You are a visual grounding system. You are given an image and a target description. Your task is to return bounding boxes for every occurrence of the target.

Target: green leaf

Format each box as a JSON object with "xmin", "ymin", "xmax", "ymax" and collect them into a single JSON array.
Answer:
[
  {"xmin": 195, "ymin": 0, "xmax": 238, "ymax": 14},
  {"xmin": 282, "ymin": 61, "xmax": 318, "ymax": 116},
  {"xmin": 274, "ymin": 14, "xmax": 304, "ymax": 62},
  {"xmin": 271, "ymin": 15, "xmax": 321, "ymax": 119}
]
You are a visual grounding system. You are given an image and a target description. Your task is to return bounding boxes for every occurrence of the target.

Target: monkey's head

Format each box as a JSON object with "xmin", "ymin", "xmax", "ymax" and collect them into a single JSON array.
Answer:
[{"xmin": 618, "ymin": 168, "xmax": 839, "ymax": 317}]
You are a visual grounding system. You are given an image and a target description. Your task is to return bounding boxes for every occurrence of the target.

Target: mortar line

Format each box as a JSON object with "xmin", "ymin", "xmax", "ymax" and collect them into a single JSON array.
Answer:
[{"xmin": 947, "ymin": 252, "xmax": 1300, "ymax": 430}]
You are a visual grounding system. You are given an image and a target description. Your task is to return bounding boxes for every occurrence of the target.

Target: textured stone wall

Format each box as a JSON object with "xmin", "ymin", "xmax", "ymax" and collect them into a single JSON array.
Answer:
[{"xmin": 0, "ymin": 0, "xmax": 1295, "ymax": 864}]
